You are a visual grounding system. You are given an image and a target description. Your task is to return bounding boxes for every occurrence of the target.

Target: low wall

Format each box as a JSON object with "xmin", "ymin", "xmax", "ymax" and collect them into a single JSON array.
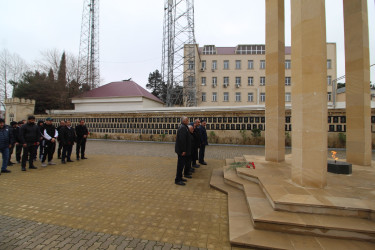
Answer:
[{"xmin": 34, "ymin": 107, "xmax": 375, "ymax": 148}]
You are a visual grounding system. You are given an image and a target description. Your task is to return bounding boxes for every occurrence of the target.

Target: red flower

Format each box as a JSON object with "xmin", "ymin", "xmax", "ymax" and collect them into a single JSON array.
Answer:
[{"xmin": 246, "ymin": 165, "xmax": 251, "ymax": 168}]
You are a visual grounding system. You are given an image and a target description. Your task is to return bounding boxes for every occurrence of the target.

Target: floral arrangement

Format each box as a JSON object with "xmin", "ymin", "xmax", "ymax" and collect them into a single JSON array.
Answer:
[{"xmin": 227, "ymin": 161, "xmax": 256, "ymax": 171}]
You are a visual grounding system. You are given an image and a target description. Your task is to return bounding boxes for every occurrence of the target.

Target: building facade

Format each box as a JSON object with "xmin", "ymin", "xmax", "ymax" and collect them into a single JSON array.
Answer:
[{"xmin": 184, "ymin": 43, "xmax": 336, "ymax": 107}]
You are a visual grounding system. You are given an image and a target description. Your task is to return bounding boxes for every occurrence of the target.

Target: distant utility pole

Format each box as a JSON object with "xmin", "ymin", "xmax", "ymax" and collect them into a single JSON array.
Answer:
[
  {"xmin": 161, "ymin": 0, "xmax": 197, "ymax": 107},
  {"xmin": 78, "ymin": 0, "xmax": 100, "ymax": 90}
]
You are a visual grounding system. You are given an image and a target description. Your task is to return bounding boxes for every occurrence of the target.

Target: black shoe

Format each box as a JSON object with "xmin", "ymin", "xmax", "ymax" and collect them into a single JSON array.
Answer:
[
  {"xmin": 190, "ymin": 168, "xmax": 195, "ymax": 173},
  {"xmin": 188, "ymin": 172, "xmax": 194, "ymax": 175},
  {"xmin": 7, "ymin": 163, "xmax": 13, "ymax": 166},
  {"xmin": 199, "ymin": 161, "xmax": 207, "ymax": 165},
  {"xmin": 175, "ymin": 181, "xmax": 186, "ymax": 186},
  {"xmin": 61, "ymin": 161, "xmax": 66, "ymax": 164},
  {"xmin": 9, "ymin": 161, "xmax": 15, "ymax": 164},
  {"xmin": 67, "ymin": 160, "xmax": 74, "ymax": 162},
  {"xmin": 76, "ymin": 157, "xmax": 80, "ymax": 161},
  {"xmin": 192, "ymin": 164, "xmax": 200, "ymax": 168},
  {"xmin": 21, "ymin": 168, "xmax": 26, "ymax": 171},
  {"xmin": 29, "ymin": 166, "xmax": 37, "ymax": 169},
  {"xmin": 184, "ymin": 175, "xmax": 192, "ymax": 178},
  {"xmin": 1, "ymin": 169, "xmax": 11, "ymax": 173},
  {"xmin": 181, "ymin": 178, "xmax": 187, "ymax": 182},
  {"xmin": 82, "ymin": 157, "xmax": 88, "ymax": 159}
]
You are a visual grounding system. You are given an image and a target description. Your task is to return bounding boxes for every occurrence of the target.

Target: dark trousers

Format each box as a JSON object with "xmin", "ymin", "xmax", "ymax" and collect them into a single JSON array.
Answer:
[
  {"xmin": 76, "ymin": 138, "xmax": 87, "ymax": 158},
  {"xmin": 57, "ymin": 141, "xmax": 63, "ymax": 158},
  {"xmin": 42, "ymin": 141, "xmax": 56, "ymax": 163},
  {"xmin": 175, "ymin": 154, "xmax": 186, "ymax": 183},
  {"xmin": 8, "ymin": 144, "xmax": 15, "ymax": 164},
  {"xmin": 184, "ymin": 155, "xmax": 192, "ymax": 176},
  {"xmin": 22, "ymin": 144, "xmax": 36, "ymax": 168},
  {"xmin": 62, "ymin": 144, "xmax": 73, "ymax": 162},
  {"xmin": 15, "ymin": 144, "xmax": 22, "ymax": 162},
  {"xmin": 199, "ymin": 144, "xmax": 206, "ymax": 163},
  {"xmin": 192, "ymin": 147, "xmax": 198, "ymax": 165}
]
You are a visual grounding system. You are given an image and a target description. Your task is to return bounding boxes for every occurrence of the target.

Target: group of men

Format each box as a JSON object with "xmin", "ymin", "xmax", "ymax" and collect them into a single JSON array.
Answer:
[
  {"xmin": 174, "ymin": 117, "xmax": 208, "ymax": 186},
  {"xmin": 0, "ymin": 116, "xmax": 89, "ymax": 174}
]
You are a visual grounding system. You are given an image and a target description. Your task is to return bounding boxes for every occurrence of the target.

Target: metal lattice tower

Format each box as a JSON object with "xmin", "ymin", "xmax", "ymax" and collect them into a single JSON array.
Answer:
[
  {"xmin": 161, "ymin": 0, "xmax": 196, "ymax": 107},
  {"xmin": 78, "ymin": 0, "xmax": 100, "ymax": 89}
]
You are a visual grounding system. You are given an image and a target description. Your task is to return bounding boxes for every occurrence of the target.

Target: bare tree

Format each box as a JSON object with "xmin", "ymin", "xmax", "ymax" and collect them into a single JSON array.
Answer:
[
  {"xmin": 35, "ymin": 49, "xmax": 84, "ymax": 84},
  {"xmin": 0, "ymin": 49, "xmax": 28, "ymax": 101}
]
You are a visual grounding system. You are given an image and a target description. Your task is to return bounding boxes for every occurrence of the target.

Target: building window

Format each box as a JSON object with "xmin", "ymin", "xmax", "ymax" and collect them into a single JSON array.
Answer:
[
  {"xmin": 235, "ymin": 92, "xmax": 241, "ymax": 102},
  {"xmin": 327, "ymin": 76, "xmax": 332, "ymax": 85},
  {"xmin": 235, "ymin": 60, "xmax": 241, "ymax": 69},
  {"xmin": 202, "ymin": 92, "xmax": 206, "ymax": 102},
  {"xmin": 248, "ymin": 60, "xmax": 254, "ymax": 69},
  {"xmin": 260, "ymin": 93, "xmax": 265, "ymax": 102},
  {"xmin": 212, "ymin": 77, "xmax": 217, "ymax": 87},
  {"xmin": 236, "ymin": 45, "xmax": 265, "ymax": 55},
  {"xmin": 188, "ymin": 60, "xmax": 194, "ymax": 70},
  {"xmin": 224, "ymin": 92, "xmax": 229, "ymax": 102},
  {"xmin": 285, "ymin": 60, "xmax": 291, "ymax": 69},
  {"xmin": 212, "ymin": 60, "xmax": 217, "ymax": 70},
  {"xmin": 285, "ymin": 92, "xmax": 291, "ymax": 102},
  {"xmin": 260, "ymin": 60, "xmax": 266, "ymax": 69},
  {"xmin": 328, "ymin": 92, "xmax": 332, "ymax": 102},
  {"xmin": 201, "ymin": 60, "xmax": 206, "ymax": 70},
  {"xmin": 235, "ymin": 77, "xmax": 241, "ymax": 87},
  {"xmin": 212, "ymin": 92, "xmax": 217, "ymax": 102},
  {"xmin": 188, "ymin": 76, "xmax": 194, "ymax": 85},
  {"xmin": 203, "ymin": 45, "xmax": 216, "ymax": 55},
  {"xmin": 248, "ymin": 77, "xmax": 253, "ymax": 86},
  {"xmin": 248, "ymin": 93, "xmax": 254, "ymax": 102},
  {"xmin": 327, "ymin": 59, "xmax": 332, "ymax": 69},
  {"xmin": 201, "ymin": 77, "xmax": 206, "ymax": 86},
  {"xmin": 285, "ymin": 77, "xmax": 291, "ymax": 86},
  {"xmin": 224, "ymin": 60, "xmax": 229, "ymax": 69},
  {"xmin": 223, "ymin": 77, "xmax": 229, "ymax": 87},
  {"xmin": 260, "ymin": 77, "xmax": 266, "ymax": 86}
]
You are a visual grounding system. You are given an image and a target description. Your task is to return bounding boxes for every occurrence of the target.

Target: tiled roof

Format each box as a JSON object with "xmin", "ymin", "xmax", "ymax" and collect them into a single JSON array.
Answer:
[{"xmin": 75, "ymin": 80, "xmax": 164, "ymax": 104}]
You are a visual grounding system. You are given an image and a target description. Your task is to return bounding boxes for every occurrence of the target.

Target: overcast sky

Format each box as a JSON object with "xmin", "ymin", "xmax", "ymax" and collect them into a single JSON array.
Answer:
[{"xmin": 1, "ymin": 0, "xmax": 374, "ymax": 90}]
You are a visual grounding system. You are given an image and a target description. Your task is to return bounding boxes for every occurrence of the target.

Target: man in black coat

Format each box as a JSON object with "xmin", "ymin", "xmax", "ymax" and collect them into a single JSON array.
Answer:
[
  {"xmin": 174, "ymin": 116, "xmax": 190, "ymax": 186},
  {"xmin": 75, "ymin": 119, "xmax": 89, "ymax": 160},
  {"xmin": 19, "ymin": 116, "xmax": 40, "ymax": 171},
  {"xmin": 7, "ymin": 121, "xmax": 18, "ymax": 166},
  {"xmin": 199, "ymin": 120, "xmax": 208, "ymax": 165},
  {"xmin": 191, "ymin": 119, "xmax": 201, "ymax": 168},
  {"xmin": 0, "ymin": 118, "xmax": 14, "ymax": 174},
  {"xmin": 60, "ymin": 120, "xmax": 76, "ymax": 164},
  {"xmin": 15, "ymin": 121, "xmax": 24, "ymax": 163},
  {"xmin": 56, "ymin": 120, "xmax": 65, "ymax": 159}
]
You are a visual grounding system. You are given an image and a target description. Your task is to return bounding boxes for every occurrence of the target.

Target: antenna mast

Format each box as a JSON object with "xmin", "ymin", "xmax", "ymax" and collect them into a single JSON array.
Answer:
[
  {"xmin": 78, "ymin": 0, "xmax": 100, "ymax": 89},
  {"xmin": 161, "ymin": 0, "xmax": 196, "ymax": 107}
]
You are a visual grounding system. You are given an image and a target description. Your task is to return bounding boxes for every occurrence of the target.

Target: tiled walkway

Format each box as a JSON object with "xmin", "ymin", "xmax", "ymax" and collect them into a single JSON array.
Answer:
[
  {"xmin": 0, "ymin": 140, "xmax": 254, "ymax": 250},
  {"xmin": 0, "ymin": 140, "xmax": 372, "ymax": 249}
]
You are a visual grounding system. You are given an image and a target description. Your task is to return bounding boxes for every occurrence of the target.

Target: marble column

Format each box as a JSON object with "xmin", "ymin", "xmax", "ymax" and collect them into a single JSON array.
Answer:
[
  {"xmin": 343, "ymin": 0, "xmax": 371, "ymax": 166},
  {"xmin": 265, "ymin": 0, "xmax": 285, "ymax": 162},
  {"xmin": 291, "ymin": 0, "xmax": 327, "ymax": 188}
]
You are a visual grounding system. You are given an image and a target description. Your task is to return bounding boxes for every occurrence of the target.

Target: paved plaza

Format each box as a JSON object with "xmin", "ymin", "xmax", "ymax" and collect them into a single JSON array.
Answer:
[
  {"xmin": 0, "ymin": 140, "xmax": 258, "ymax": 250},
  {"xmin": 0, "ymin": 140, "xmax": 372, "ymax": 249}
]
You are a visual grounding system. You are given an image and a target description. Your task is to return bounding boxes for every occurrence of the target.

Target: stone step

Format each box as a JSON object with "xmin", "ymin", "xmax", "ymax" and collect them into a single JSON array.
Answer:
[
  {"xmin": 237, "ymin": 168, "xmax": 373, "ymax": 220},
  {"xmin": 222, "ymin": 165, "xmax": 375, "ymax": 242},
  {"xmin": 210, "ymin": 168, "xmax": 375, "ymax": 249}
]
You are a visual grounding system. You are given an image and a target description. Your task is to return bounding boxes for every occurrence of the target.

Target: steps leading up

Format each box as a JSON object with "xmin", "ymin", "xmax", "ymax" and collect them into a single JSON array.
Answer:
[{"xmin": 210, "ymin": 167, "xmax": 375, "ymax": 249}]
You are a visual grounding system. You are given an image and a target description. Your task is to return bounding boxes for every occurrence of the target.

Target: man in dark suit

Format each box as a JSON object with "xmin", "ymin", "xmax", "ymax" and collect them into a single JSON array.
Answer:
[
  {"xmin": 60, "ymin": 120, "xmax": 76, "ymax": 164},
  {"xmin": 75, "ymin": 119, "xmax": 89, "ymax": 160},
  {"xmin": 56, "ymin": 120, "xmax": 65, "ymax": 159},
  {"xmin": 191, "ymin": 119, "xmax": 201, "ymax": 168},
  {"xmin": 19, "ymin": 116, "xmax": 40, "ymax": 171},
  {"xmin": 174, "ymin": 116, "xmax": 190, "ymax": 186},
  {"xmin": 199, "ymin": 120, "xmax": 208, "ymax": 165}
]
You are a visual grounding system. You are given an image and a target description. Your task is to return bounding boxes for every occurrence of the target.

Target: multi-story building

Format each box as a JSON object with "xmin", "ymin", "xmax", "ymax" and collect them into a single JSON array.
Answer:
[{"xmin": 184, "ymin": 43, "xmax": 336, "ymax": 107}]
